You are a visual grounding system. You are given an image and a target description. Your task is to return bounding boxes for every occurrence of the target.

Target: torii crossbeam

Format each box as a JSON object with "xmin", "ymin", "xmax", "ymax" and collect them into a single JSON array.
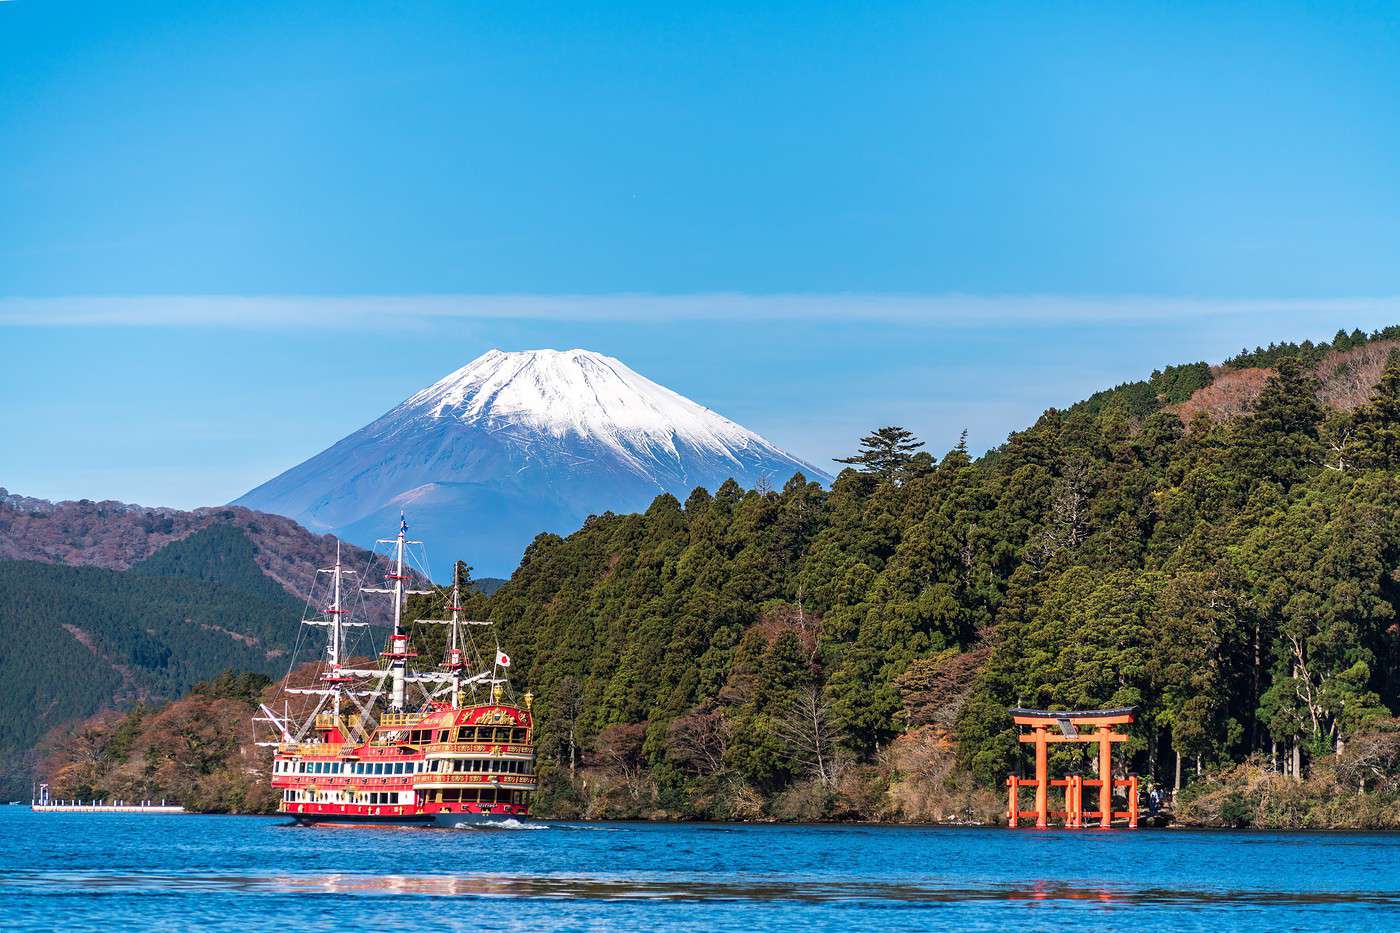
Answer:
[{"xmin": 1006, "ymin": 707, "xmax": 1139, "ymax": 829}]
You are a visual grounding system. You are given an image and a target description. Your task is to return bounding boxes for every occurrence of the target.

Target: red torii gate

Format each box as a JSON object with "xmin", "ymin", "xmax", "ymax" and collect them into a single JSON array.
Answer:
[{"xmin": 1006, "ymin": 707, "xmax": 1139, "ymax": 829}]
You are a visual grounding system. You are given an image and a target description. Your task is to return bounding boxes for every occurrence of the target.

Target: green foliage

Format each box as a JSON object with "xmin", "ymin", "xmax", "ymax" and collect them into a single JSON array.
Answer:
[
  {"xmin": 476, "ymin": 329, "xmax": 1400, "ymax": 816},
  {"xmin": 1068, "ymin": 362, "xmax": 1214, "ymax": 421},
  {"xmin": 1152, "ymin": 362, "xmax": 1213, "ymax": 404},
  {"xmin": 1225, "ymin": 324, "xmax": 1400, "ymax": 370}
]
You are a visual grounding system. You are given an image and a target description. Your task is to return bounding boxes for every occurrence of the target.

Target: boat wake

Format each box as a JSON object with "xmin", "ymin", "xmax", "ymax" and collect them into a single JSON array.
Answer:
[{"xmin": 446, "ymin": 818, "xmax": 547, "ymax": 831}]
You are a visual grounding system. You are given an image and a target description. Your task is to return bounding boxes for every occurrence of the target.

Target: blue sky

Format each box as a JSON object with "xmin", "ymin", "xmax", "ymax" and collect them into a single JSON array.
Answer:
[{"xmin": 3, "ymin": 1, "xmax": 1399, "ymax": 508}]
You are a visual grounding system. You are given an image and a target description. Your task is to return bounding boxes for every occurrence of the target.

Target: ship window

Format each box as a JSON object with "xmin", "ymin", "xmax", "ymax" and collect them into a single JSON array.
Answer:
[
  {"xmin": 437, "ymin": 731, "xmax": 449, "ymax": 742},
  {"xmin": 511, "ymin": 728, "xmax": 526, "ymax": 743},
  {"xmin": 374, "ymin": 763, "xmax": 383, "ymax": 774}
]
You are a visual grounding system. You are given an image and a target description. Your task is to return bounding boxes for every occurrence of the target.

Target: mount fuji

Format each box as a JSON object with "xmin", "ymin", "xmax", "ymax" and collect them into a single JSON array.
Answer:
[{"xmin": 234, "ymin": 349, "xmax": 831, "ymax": 577}]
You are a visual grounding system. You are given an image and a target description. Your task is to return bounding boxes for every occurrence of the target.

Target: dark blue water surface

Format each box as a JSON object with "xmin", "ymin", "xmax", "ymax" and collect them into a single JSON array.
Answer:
[{"xmin": 7, "ymin": 807, "xmax": 1400, "ymax": 932}]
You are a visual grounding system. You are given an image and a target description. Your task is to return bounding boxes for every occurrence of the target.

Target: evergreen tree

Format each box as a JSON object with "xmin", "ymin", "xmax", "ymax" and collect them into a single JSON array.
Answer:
[{"xmin": 834, "ymin": 426, "xmax": 925, "ymax": 482}]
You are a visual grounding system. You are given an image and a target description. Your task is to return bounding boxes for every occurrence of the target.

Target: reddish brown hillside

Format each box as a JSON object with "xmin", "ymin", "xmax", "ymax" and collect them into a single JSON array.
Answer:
[
  {"xmin": 1168, "ymin": 339, "xmax": 1400, "ymax": 426},
  {"xmin": 1315, "ymin": 339, "xmax": 1400, "ymax": 410},
  {"xmin": 1171, "ymin": 366, "xmax": 1273, "ymax": 424},
  {"xmin": 0, "ymin": 491, "xmax": 383, "ymax": 601}
]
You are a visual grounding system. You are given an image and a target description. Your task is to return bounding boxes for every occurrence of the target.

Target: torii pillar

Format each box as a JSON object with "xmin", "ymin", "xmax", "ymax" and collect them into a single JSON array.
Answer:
[{"xmin": 1097, "ymin": 725, "xmax": 1114, "ymax": 828}]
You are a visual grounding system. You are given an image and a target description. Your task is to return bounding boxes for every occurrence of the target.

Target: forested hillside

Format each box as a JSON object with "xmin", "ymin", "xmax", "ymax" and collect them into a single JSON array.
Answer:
[
  {"xmin": 37, "ymin": 671, "xmax": 279, "ymax": 814},
  {"xmin": 0, "ymin": 525, "xmax": 304, "ymax": 798},
  {"xmin": 409, "ymin": 327, "xmax": 1400, "ymax": 825}
]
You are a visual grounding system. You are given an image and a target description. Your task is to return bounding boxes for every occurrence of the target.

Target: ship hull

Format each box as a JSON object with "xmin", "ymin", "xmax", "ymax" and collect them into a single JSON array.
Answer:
[
  {"xmin": 289, "ymin": 810, "xmax": 528, "ymax": 828},
  {"xmin": 291, "ymin": 811, "xmax": 435, "ymax": 827}
]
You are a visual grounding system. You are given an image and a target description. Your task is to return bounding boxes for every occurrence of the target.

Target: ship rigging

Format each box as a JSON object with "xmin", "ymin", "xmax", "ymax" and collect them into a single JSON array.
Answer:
[{"xmin": 255, "ymin": 515, "xmax": 536, "ymax": 826}]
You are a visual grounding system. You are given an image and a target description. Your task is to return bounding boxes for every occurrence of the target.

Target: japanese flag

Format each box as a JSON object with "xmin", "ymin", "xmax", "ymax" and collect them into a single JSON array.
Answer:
[{"xmin": 495, "ymin": 650, "xmax": 511, "ymax": 668}]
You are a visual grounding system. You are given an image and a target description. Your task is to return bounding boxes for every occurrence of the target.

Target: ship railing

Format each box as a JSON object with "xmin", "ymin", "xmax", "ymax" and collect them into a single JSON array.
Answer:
[
  {"xmin": 377, "ymin": 713, "xmax": 418, "ymax": 728},
  {"xmin": 314, "ymin": 713, "xmax": 362, "ymax": 730},
  {"xmin": 412, "ymin": 773, "xmax": 537, "ymax": 787},
  {"xmin": 280, "ymin": 743, "xmax": 354, "ymax": 757},
  {"xmin": 424, "ymin": 742, "xmax": 533, "ymax": 757}
]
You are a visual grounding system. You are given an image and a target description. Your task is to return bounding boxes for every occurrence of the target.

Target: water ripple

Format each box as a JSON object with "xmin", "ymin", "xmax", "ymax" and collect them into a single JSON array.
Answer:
[{"xmin": 6, "ymin": 870, "xmax": 1400, "ymax": 907}]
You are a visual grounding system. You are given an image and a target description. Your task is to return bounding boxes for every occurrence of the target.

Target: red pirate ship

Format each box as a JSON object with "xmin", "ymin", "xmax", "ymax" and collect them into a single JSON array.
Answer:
[{"xmin": 256, "ymin": 517, "xmax": 536, "ymax": 826}]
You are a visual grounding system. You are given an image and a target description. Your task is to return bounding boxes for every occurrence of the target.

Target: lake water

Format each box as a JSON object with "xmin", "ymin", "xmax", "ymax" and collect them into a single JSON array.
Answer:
[{"xmin": 6, "ymin": 806, "xmax": 1400, "ymax": 931}]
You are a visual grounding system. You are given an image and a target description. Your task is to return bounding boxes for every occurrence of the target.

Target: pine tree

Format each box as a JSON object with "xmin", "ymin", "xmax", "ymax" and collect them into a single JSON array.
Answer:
[{"xmin": 834, "ymin": 426, "xmax": 925, "ymax": 482}]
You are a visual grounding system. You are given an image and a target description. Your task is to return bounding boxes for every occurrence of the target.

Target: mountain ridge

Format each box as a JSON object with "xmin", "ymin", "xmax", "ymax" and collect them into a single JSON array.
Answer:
[{"xmin": 0, "ymin": 488, "xmax": 379, "ymax": 602}]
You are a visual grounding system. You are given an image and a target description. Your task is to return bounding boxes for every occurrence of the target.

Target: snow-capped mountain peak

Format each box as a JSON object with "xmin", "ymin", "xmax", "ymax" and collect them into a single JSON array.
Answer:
[
  {"xmin": 236, "ymin": 348, "xmax": 828, "ymax": 576},
  {"xmin": 401, "ymin": 348, "xmax": 764, "ymax": 467}
]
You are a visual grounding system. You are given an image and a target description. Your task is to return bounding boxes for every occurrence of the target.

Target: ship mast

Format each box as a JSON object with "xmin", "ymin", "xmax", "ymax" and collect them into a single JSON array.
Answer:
[
  {"xmin": 418, "ymin": 560, "xmax": 494, "ymax": 708},
  {"xmin": 362, "ymin": 514, "xmax": 431, "ymax": 711},
  {"xmin": 255, "ymin": 538, "xmax": 367, "ymax": 745},
  {"xmin": 322, "ymin": 541, "xmax": 352, "ymax": 720}
]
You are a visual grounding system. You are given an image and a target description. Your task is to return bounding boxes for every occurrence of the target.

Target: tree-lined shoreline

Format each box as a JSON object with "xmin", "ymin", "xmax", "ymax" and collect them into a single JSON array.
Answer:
[{"xmin": 34, "ymin": 326, "xmax": 1400, "ymax": 830}]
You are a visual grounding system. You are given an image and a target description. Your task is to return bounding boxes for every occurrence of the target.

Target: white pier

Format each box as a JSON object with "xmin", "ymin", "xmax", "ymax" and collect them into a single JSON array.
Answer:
[
  {"xmin": 31, "ymin": 801, "xmax": 186, "ymax": 813},
  {"xmin": 30, "ymin": 785, "xmax": 185, "ymax": 813}
]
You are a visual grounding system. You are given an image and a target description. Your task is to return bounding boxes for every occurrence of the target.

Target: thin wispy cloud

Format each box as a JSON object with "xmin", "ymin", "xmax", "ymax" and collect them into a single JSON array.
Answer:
[{"xmin": 4, "ymin": 293, "xmax": 1400, "ymax": 329}]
